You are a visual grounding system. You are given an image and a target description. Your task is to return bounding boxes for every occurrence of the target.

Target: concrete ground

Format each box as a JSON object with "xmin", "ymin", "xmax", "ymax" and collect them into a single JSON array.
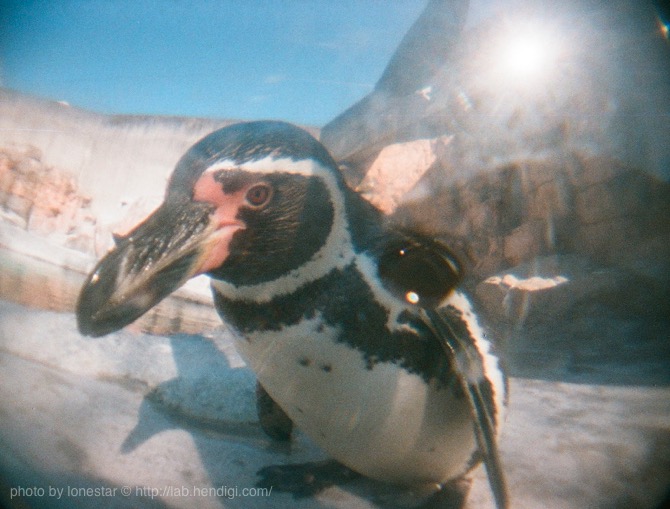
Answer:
[{"xmin": 0, "ymin": 300, "xmax": 669, "ymax": 509}]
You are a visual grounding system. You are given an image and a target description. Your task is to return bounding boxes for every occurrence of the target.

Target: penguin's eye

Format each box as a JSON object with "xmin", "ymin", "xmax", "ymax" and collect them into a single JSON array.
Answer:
[
  {"xmin": 378, "ymin": 237, "xmax": 462, "ymax": 309},
  {"xmin": 245, "ymin": 184, "xmax": 273, "ymax": 208}
]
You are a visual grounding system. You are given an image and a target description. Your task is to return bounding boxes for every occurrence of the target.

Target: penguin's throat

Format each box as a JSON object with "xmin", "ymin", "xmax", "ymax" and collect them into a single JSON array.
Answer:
[{"xmin": 211, "ymin": 223, "xmax": 355, "ymax": 303}]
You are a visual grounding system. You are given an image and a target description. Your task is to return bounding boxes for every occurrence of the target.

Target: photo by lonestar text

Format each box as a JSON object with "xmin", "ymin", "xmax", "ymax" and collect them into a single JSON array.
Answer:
[
  {"xmin": 10, "ymin": 485, "xmax": 118, "ymax": 500},
  {"xmin": 9, "ymin": 484, "xmax": 273, "ymax": 501}
]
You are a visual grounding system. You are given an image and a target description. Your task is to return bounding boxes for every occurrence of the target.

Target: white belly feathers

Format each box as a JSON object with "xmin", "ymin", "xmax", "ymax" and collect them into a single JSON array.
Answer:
[{"xmin": 234, "ymin": 314, "xmax": 477, "ymax": 486}]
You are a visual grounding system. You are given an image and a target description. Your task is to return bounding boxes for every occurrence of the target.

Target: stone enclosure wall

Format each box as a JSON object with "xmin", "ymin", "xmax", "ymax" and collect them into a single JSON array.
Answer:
[
  {"xmin": 391, "ymin": 151, "xmax": 670, "ymax": 282},
  {"xmin": 0, "ymin": 144, "xmax": 96, "ymax": 253}
]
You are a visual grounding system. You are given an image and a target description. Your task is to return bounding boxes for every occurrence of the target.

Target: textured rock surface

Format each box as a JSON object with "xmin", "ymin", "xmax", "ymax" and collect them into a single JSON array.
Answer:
[
  {"xmin": 357, "ymin": 136, "xmax": 451, "ymax": 214},
  {"xmin": 0, "ymin": 88, "xmax": 235, "ymax": 222},
  {"xmin": 0, "ymin": 145, "xmax": 96, "ymax": 253},
  {"xmin": 475, "ymin": 254, "xmax": 670, "ymax": 325},
  {"xmin": 393, "ymin": 155, "xmax": 670, "ymax": 283}
]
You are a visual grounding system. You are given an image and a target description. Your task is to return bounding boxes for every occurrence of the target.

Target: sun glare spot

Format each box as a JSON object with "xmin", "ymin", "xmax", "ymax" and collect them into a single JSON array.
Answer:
[
  {"xmin": 492, "ymin": 21, "xmax": 562, "ymax": 87},
  {"xmin": 503, "ymin": 33, "xmax": 547, "ymax": 76}
]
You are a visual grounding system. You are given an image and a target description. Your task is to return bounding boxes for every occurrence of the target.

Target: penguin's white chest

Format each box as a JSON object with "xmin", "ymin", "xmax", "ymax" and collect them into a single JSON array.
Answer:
[{"xmin": 234, "ymin": 314, "xmax": 477, "ymax": 486}]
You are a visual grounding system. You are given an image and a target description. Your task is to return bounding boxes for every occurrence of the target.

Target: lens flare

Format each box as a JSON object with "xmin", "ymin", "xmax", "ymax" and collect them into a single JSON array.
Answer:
[
  {"xmin": 660, "ymin": 20, "xmax": 669, "ymax": 40},
  {"xmin": 503, "ymin": 31, "xmax": 548, "ymax": 77},
  {"xmin": 405, "ymin": 291, "xmax": 420, "ymax": 305},
  {"xmin": 492, "ymin": 21, "xmax": 561, "ymax": 87}
]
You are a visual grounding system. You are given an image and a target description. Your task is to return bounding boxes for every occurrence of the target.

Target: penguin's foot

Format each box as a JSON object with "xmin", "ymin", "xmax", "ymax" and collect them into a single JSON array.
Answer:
[
  {"xmin": 256, "ymin": 382, "xmax": 293, "ymax": 441},
  {"xmin": 256, "ymin": 459, "xmax": 360, "ymax": 498},
  {"xmin": 417, "ymin": 477, "xmax": 471, "ymax": 509}
]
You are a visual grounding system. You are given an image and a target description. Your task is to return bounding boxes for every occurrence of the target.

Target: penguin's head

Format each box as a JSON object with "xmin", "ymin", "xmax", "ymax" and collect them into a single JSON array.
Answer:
[{"xmin": 77, "ymin": 121, "xmax": 353, "ymax": 337}]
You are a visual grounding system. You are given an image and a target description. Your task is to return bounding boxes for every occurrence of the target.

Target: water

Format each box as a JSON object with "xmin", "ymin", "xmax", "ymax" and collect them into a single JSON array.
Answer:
[{"xmin": 0, "ymin": 246, "xmax": 221, "ymax": 336}]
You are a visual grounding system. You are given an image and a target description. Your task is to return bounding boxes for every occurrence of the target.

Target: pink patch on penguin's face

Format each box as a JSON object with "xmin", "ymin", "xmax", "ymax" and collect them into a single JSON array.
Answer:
[
  {"xmin": 191, "ymin": 170, "xmax": 248, "ymax": 275},
  {"xmin": 193, "ymin": 170, "xmax": 248, "ymax": 227}
]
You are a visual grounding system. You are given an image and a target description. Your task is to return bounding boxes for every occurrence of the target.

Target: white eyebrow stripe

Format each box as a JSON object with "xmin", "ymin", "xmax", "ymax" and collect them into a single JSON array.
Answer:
[
  {"xmin": 204, "ymin": 156, "xmax": 336, "ymax": 180},
  {"xmin": 208, "ymin": 156, "xmax": 355, "ymax": 303}
]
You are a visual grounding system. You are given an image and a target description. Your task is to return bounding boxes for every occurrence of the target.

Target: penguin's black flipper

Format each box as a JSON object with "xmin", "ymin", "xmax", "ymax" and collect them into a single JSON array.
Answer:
[
  {"xmin": 377, "ymin": 231, "xmax": 508, "ymax": 507},
  {"xmin": 419, "ymin": 306, "xmax": 509, "ymax": 509}
]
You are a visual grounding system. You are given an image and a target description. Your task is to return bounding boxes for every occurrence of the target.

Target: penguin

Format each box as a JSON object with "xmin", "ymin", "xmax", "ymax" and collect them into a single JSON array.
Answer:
[{"xmin": 76, "ymin": 120, "xmax": 508, "ymax": 509}]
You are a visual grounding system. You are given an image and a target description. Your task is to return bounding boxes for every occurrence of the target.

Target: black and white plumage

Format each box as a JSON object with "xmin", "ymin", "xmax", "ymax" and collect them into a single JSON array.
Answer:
[{"xmin": 76, "ymin": 121, "xmax": 508, "ymax": 508}]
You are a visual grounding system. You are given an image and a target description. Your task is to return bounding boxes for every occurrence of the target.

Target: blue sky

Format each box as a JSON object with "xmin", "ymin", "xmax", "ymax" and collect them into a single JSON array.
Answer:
[{"xmin": 1, "ymin": 1, "xmax": 427, "ymax": 126}]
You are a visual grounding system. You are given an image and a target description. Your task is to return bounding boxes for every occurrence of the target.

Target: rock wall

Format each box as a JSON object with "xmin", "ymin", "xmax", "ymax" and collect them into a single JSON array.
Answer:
[
  {"xmin": 0, "ymin": 89, "xmax": 236, "ymax": 224},
  {"xmin": 0, "ymin": 144, "xmax": 96, "ymax": 253},
  {"xmin": 392, "ymin": 153, "xmax": 670, "ymax": 281},
  {"xmin": 320, "ymin": 0, "xmax": 670, "ymax": 325}
]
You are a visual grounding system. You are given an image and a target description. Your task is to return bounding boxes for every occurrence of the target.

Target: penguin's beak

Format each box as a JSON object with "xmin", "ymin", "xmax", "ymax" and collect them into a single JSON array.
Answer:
[{"xmin": 76, "ymin": 196, "xmax": 243, "ymax": 337}]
